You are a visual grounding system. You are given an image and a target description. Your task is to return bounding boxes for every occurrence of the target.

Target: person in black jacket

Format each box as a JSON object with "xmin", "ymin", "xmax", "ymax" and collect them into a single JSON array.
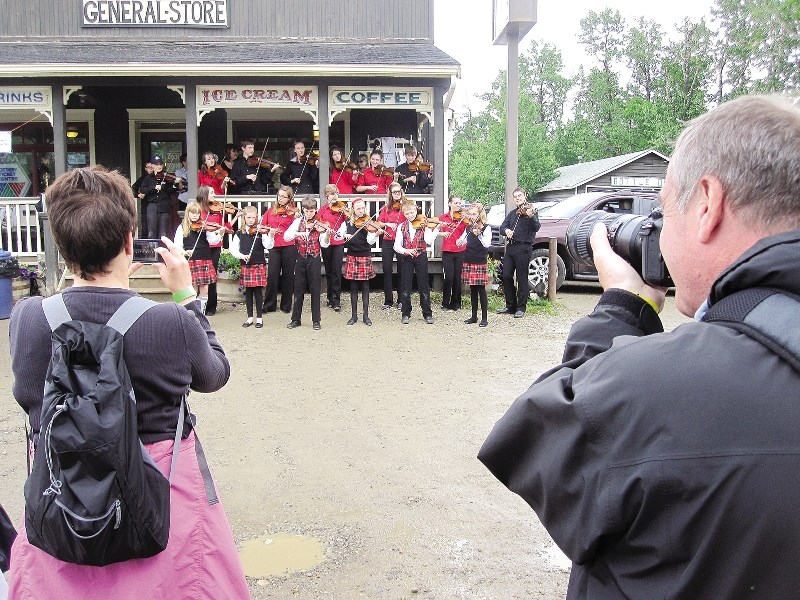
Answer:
[
  {"xmin": 280, "ymin": 140, "xmax": 318, "ymax": 194},
  {"xmin": 479, "ymin": 94, "xmax": 800, "ymax": 600},
  {"xmin": 231, "ymin": 140, "xmax": 279, "ymax": 195},
  {"xmin": 138, "ymin": 155, "xmax": 173, "ymax": 239},
  {"xmin": 497, "ymin": 188, "xmax": 540, "ymax": 318},
  {"xmin": 393, "ymin": 145, "xmax": 431, "ymax": 195}
]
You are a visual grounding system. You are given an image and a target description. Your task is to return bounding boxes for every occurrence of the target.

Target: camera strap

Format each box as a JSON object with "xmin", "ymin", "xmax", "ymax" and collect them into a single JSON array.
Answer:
[{"xmin": 702, "ymin": 288, "xmax": 800, "ymax": 374}]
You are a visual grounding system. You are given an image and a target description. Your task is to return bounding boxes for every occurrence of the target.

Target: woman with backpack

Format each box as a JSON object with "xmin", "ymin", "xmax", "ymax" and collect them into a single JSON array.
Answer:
[{"xmin": 7, "ymin": 167, "xmax": 250, "ymax": 599}]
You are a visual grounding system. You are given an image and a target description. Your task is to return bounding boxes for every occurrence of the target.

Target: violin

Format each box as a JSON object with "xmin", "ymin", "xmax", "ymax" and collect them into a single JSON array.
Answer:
[
  {"xmin": 373, "ymin": 165, "xmax": 395, "ymax": 177},
  {"xmin": 330, "ymin": 200, "xmax": 351, "ymax": 215},
  {"xmin": 205, "ymin": 164, "xmax": 228, "ymax": 181},
  {"xmin": 246, "ymin": 224, "xmax": 271, "ymax": 235},
  {"xmin": 407, "ymin": 161, "xmax": 432, "ymax": 173},
  {"xmin": 451, "ymin": 210, "xmax": 462, "ymax": 220},
  {"xmin": 154, "ymin": 171, "xmax": 180, "ymax": 184},
  {"xmin": 190, "ymin": 221, "xmax": 220, "ymax": 233},
  {"xmin": 247, "ymin": 156, "xmax": 280, "ymax": 169},
  {"xmin": 518, "ymin": 202, "xmax": 538, "ymax": 217},
  {"xmin": 276, "ymin": 204, "xmax": 300, "ymax": 217},
  {"xmin": 334, "ymin": 160, "xmax": 359, "ymax": 173},
  {"xmin": 410, "ymin": 215, "xmax": 442, "ymax": 230},
  {"xmin": 208, "ymin": 200, "xmax": 238, "ymax": 215},
  {"xmin": 391, "ymin": 200, "xmax": 403, "ymax": 211},
  {"xmin": 354, "ymin": 216, "xmax": 387, "ymax": 233},
  {"xmin": 298, "ymin": 154, "xmax": 320, "ymax": 167}
]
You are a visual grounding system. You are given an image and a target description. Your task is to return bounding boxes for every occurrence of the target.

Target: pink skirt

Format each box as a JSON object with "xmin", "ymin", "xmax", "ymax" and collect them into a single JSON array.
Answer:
[{"xmin": 8, "ymin": 433, "xmax": 250, "ymax": 600}]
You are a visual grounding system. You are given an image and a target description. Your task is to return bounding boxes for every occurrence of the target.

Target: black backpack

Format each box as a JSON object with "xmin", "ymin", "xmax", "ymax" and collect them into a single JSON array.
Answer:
[{"xmin": 24, "ymin": 295, "xmax": 186, "ymax": 566}]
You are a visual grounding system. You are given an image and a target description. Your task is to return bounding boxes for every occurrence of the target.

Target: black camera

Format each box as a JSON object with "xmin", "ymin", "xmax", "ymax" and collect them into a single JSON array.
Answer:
[
  {"xmin": 132, "ymin": 239, "xmax": 164, "ymax": 264},
  {"xmin": 565, "ymin": 209, "xmax": 673, "ymax": 287}
]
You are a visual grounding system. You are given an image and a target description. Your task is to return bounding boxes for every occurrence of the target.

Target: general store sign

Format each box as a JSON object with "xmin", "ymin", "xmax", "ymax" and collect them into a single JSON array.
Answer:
[
  {"xmin": 82, "ymin": 0, "xmax": 229, "ymax": 27},
  {"xmin": 0, "ymin": 87, "xmax": 52, "ymax": 111},
  {"xmin": 196, "ymin": 86, "xmax": 318, "ymax": 109},
  {"xmin": 329, "ymin": 87, "xmax": 433, "ymax": 110}
]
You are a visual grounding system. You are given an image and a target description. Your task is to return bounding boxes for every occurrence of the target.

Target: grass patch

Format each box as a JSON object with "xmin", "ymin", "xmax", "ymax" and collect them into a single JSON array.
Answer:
[{"xmin": 429, "ymin": 290, "xmax": 558, "ymax": 315}]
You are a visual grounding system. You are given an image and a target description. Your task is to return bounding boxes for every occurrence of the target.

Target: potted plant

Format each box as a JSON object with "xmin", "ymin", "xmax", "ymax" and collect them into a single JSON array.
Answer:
[{"xmin": 215, "ymin": 250, "xmax": 244, "ymax": 302}]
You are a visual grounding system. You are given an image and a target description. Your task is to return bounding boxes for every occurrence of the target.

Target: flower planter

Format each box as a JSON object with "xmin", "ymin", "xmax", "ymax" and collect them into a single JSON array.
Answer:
[{"xmin": 216, "ymin": 272, "xmax": 243, "ymax": 303}]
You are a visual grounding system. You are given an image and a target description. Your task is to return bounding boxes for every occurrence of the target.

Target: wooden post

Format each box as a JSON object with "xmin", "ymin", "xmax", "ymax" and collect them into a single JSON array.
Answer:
[{"xmin": 547, "ymin": 236, "xmax": 557, "ymax": 301}]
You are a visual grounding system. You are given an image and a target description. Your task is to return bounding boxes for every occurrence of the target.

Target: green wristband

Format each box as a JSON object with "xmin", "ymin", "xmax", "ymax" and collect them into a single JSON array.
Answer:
[{"xmin": 172, "ymin": 286, "xmax": 197, "ymax": 303}]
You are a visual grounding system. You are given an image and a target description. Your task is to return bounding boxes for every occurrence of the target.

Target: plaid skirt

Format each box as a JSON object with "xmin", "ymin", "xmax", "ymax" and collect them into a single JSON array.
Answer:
[
  {"xmin": 344, "ymin": 255, "xmax": 376, "ymax": 280},
  {"xmin": 189, "ymin": 259, "xmax": 217, "ymax": 286},
  {"xmin": 462, "ymin": 262, "xmax": 489, "ymax": 286},
  {"xmin": 240, "ymin": 263, "xmax": 267, "ymax": 287}
]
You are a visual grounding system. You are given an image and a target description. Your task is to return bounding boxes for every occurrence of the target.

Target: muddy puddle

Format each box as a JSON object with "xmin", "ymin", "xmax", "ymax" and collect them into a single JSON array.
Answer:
[{"xmin": 239, "ymin": 533, "xmax": 325, "ymax": 578}]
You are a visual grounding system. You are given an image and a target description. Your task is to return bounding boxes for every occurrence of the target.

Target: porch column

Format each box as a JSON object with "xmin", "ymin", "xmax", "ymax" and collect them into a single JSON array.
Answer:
[
  {"xmin": 51, "ymin": 84, "xmax": 67, "ymax": 177},
  {"xmin": 185, "ymin": 83, "xmax": 198, "ymax": 198},
  {"xmin": 432, "ymin": 84, "xmax": 446, "ymax": 214},
  {"xmin": 318, "ymin": 83, "xmax": 329, "ymax": 195}
]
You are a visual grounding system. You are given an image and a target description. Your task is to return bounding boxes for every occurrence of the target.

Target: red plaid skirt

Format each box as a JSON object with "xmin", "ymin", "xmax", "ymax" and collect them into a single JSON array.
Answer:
[
  {"xmin": 240, "ymin": 263, "xmax": 267, "ymax": 288},
  {"xmin": 189, "ymin": 259, "xmax": 217, "ymax": 286},
  {"xmin": 343, "ymin": 255, "xmax": 376, "ymax": 280},
  {"xmin": 461, "ymin": 262, "xmax": 489, "ymax": 286}
]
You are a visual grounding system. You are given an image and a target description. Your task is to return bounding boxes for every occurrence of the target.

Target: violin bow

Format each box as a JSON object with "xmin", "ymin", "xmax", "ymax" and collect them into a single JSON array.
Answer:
[
  {"xmin": 334, "ymin": 147, "xmax": 355, "ymax": 187},
  {"xmin": 297, "ymin": 140, "xmax": 317, "ymax": 187},
  {"xmin": 252, "ymin": 137, "xmax": 269, "ymax": 189}
]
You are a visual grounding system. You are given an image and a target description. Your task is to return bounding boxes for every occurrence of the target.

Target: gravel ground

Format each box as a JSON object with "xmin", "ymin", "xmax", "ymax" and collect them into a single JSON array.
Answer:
[{"xmin": 0, "ymin": 282, "xmax": 691, "ymax": 599}]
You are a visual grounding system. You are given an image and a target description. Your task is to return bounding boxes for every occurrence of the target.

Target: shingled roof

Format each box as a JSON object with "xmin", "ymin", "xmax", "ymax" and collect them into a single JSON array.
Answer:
[
  {"xmin": 0, "ymin": 39, "xmax": 460, "ymax": 77},
  {"xmin": 539, "ymin": 150, "xmax": 670, "ymax": 193}
]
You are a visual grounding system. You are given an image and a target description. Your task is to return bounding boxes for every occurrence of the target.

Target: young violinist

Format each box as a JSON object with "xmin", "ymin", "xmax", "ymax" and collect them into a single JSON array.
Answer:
[
  {"xmin": 394, "ymin": 145, "xmax": 431, "ymax": 195},
  {"xmin": 355, "ymin": 149, "xmax": 394, "ymax": 195},
  {"xmin": 197, "ymin": 185, "xmax": 238, "ymax": 316},
  {"xmin": 394, "ymin": 200, "xmax": 437, "ymax": 324},
  {"xmin": 377, "ymin": 182, "xmax": 407, "ymax": 308},
  {"xmin": 139, "ymin": 154, "xmax": 174, "ymax": 239},
  {"xmin": 461, "ymin": 202, "xmax": 492, "ymax": 327},
  {"xmin": 317, "ymin": 184, "xmax": 349, "ymax": 311},
  {"xmin": 498, "ymin": 187, "xmax": 541, "ymax": 318},
  {"xmin": 329, "ymin": 146, "xmax": 359, "ymax": 195},
  {"xmin": 174, "ymin": 153, "xmax": 189, "ymax": 205},
  {"xmin": 260, "ymin": 185, "xmax": 298, "ymax": 314},
  {"xmin": 220, "ymin": 143, "xmax": 239, "ymax": 191},
  {"xmin": 232, "ymin": 140, "xmax": 279, "ymax": 195},
  {"xmin": 133, "ymin": 161, "xmax": 154, "ymax": 235},
  {"xmin": 280, "ymin": 139, "xmax": 318, "ymax": 194},
  {"xmin": 343, "ymin": 198, "xmax": 382, "ymax": 326},
  {"xmin": 198, "ymin": 151, "xmax": 231, "ymax": 196},
  {"xmin": 173, "ymin": 201, "xmax": 223, "ymax": 314},
  {"xmin": 230, "ymin": 206, "xmax": 274, "ymax": 329},
  {"xmin": 437, "ymin": 194, "xmax": 469, "ymax": 311},
  {"xmin": 283, "ymin": 196, "xmax": 333, "ymax": 330}
]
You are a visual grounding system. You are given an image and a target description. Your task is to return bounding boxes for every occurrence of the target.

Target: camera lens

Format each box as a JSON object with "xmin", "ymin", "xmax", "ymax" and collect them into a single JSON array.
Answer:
[{"xmin": 566, "ymin": 210, "xmax": 647, "ymax": 273}]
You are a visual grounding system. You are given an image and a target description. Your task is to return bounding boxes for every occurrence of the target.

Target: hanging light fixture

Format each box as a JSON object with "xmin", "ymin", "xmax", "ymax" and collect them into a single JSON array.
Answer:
[{"xmin": 66, "ymin": 126, "xmax": 79, "ymax": 139}]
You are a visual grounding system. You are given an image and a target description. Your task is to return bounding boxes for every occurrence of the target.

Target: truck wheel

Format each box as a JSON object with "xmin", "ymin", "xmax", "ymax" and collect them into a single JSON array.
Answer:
[{"xmin": 529, "ymin": 248, "xmax": 566, "ymax": 296}]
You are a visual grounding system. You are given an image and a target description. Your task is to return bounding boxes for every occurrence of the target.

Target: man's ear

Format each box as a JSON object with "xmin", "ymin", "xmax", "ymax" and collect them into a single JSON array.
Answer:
[
  {"xmin": 125, "ymin": 232, "xmax": 134, "ymax": 256},
  {"xmin": 696, "ymin": 175, "xmax": 725, "ymax": 244}
]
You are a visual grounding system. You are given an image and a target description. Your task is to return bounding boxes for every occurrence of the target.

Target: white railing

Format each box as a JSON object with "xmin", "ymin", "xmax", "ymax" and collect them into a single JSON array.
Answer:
[
  {"xmin": 0, "ymin": 197, "xmax": 43, "ymax": 260},
  {"xmin": 218, "ymin": 194, "xmax": 436, "ymax": 255}
]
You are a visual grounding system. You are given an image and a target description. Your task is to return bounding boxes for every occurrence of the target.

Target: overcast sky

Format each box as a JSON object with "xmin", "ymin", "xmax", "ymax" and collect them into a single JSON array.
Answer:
[{"xmin": 434, "ymin": 0, "xmax": 716, "ymax": 117}]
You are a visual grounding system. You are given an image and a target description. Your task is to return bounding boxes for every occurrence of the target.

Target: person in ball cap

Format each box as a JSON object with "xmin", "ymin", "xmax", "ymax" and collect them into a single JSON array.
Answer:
[{"xmin": 139, "ymin": 155, "xmax": 174, "ymax": 239}]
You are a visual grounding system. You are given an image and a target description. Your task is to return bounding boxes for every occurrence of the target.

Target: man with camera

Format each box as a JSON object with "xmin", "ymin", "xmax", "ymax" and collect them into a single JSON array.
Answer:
[{"xmin": 479, "ymin": 94, "xmax": 800, "ymax": 599}]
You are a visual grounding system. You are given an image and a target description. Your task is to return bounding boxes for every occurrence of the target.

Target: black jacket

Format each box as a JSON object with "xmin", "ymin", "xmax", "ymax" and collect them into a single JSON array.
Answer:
[
  {"xmin": 280, "ymin": 159, "xmax": 318, "ymax": 194},
  {"xmin": 395, "ymin": 162, "xmax": 430, "ymax": 195},
  {"xmin": 479, "ymin": 230, "xmax": 800, "ymax": 599},
  {"xmin": 139, "ymin": 174, "xmax": 173, "ymax": 212},
  {"xmin": 499, "ymin": 207, "xmax": 540, "ymax": 244}
]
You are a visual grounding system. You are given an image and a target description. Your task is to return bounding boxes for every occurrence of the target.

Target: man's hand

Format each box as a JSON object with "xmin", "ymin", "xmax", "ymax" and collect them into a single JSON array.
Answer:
[
  {"xmin": 154, "ymin": 236, "xmax": 193, "ymax": 294},
  {"xmin": 590, "ymin": 223, "xmax": 667, "ymax": 310}
]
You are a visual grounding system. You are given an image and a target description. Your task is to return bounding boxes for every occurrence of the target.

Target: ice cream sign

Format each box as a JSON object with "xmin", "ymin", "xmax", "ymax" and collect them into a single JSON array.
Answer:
[{"xmin": 0, "ymin": 164, "xmax": 31, "ymax": 197}]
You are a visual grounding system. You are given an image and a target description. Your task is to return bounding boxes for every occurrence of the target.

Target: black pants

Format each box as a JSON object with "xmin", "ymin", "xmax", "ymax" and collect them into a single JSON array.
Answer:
[
  {"xmin": 147, "ymin": 204, "xmax": 171, "ymax": 240},
  {"xmin": 470, "ymin": 285, "xmax": 488, "ymax": 320},
  {"xmin": 291, "ymin": 254, "xmax": 322, "ymax": 323},
  {"xmin": 321, "ymin": 243, "xmax": 345, "ymax": 307},
  {"xmin": 264, "ymin": 245, "xmax": 298, "ymax": 313},
  {"xmin": 501, "ymin": 242, "xmax": 532, "ymax": 312},
  {"xmin": 244, "ymin": 286, "xmax": 264, "ymax": 318},
  {"xmin": 349, "ymin": 279, "xmax": 371, "ymax": 318},
  {"xmin": 441, "ymin": 251, "xmax": 465, "ymax": 309},
  {"xmin": 399, "ymin": 253, "xmax": 432, "ymax": 318},
  {"xmin": 381, "ymin": 240, "xmax": 400, "ymax": 306},
  {"xmin": 206, "ymin": 246, "xmax": 221, "ymax": 314}
]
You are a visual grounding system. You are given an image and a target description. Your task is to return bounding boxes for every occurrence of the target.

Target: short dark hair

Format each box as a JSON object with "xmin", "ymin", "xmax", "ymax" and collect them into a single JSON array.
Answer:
[
  {"xmin": 240, "ymin": 139, "xmax": 253, "ymax": 148},
  {"xmin": 371, "ymin": 149, "xmax": 384, "ymax": 159},
  {"xmin": 300, "ymin": 196, "xmax": 317, "ymax": 210},
  {"xmin": 46, "ymin": 166, "xmax": 136, "ymax": 281}
]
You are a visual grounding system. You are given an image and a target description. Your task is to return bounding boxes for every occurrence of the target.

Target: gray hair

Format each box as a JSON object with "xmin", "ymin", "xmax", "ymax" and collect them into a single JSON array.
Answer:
[{"xmin": 670, "ymin": 94, "xmax": 800, "ymax": 231}]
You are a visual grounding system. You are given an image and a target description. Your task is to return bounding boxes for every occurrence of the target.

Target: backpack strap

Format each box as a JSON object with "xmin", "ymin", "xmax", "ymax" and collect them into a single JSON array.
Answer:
[
  {"xmin": 106, "ymin": 296, "xmax": 158, "ymax": 335},
  {"xmin": 41, "ymin": 295, "xmax": 72, "ymax": 332},
  {"xmin": 703, "ymin": 288, "xmax": 800, "ymax": 374}
]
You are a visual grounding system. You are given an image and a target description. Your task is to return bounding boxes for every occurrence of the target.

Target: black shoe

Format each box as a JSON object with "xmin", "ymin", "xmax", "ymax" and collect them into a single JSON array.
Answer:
[
  {"xmin": 313, "ymin": 322, "xmax": 321, "ymax": 330},
  {"xmin": 287, "ymin": 321, "xmax": 301, "ymax": 329},
  {"xmin": 326, "ymin": 300, "xmax": 333, "ymax": 308},
  {"xmin": 401, "ymin": 315, "xmax": 410, "ymax": 325},
  {"xmin": 263, "ymin": 307, "xmax": 275, "ymax": 313},
  {"xmin": 347, "ymin": 316, "xmax": 358, "ymax": 325},
  {"xmin": 242, "ymin": 320, "xmax": 253, "ymax": 328},
  {"xmin": 479, "ymin": 319, "xmax": 488, "ymax": 327},
  {"xmin": 464, "ymin": 317, "xmax": 478, "ymax": 324},
  {"xmin": 255, "ymin": 321, "xmax": 263, "ymax": 329},
  {"xmin": 382, "ymin": 304, "xmax": 392, "ymax": 310},
  {"xmin": 395, "ymin": 302, "xmax": 402, "ymax": 309},
  {"xmin": 514, "ymin": 310, "xmax": 525, "ymax": 318},
  {"xmin": 441, "ymin": 305, "xmax": 451, "ymax": 311},
  {"xmin": 363, "ymin": 316, "xmax": 372, "ymax": 326},
  {"xmin": 205, "ymin": 309, "xmax": 216, "ymax": 316},
  {"xmin": 281, "ymin": 308, "xmax": 292, "ymax": 314},
  {"xmin": 425, "ymin": 316, "xmax": 434, "ymax": 324},
  {"xmin": 333, "ymin": 305, "xmax": 341, "ymax": 312},
  {"xmin": 496, "ymin": 307, "xmax": 513, "ymax": 314}
]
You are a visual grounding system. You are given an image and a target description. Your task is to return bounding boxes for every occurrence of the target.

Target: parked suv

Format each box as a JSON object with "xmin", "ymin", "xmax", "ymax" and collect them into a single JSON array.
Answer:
[{"xmin": 527, "ymin": 190, "xmax": 660, "ymax": 295}]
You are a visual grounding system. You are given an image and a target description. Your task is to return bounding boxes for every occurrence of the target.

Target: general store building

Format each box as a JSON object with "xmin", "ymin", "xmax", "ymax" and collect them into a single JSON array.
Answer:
[{"xmin": 0, "ymin": 0, "xmax": 460, "ymax": 263}]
